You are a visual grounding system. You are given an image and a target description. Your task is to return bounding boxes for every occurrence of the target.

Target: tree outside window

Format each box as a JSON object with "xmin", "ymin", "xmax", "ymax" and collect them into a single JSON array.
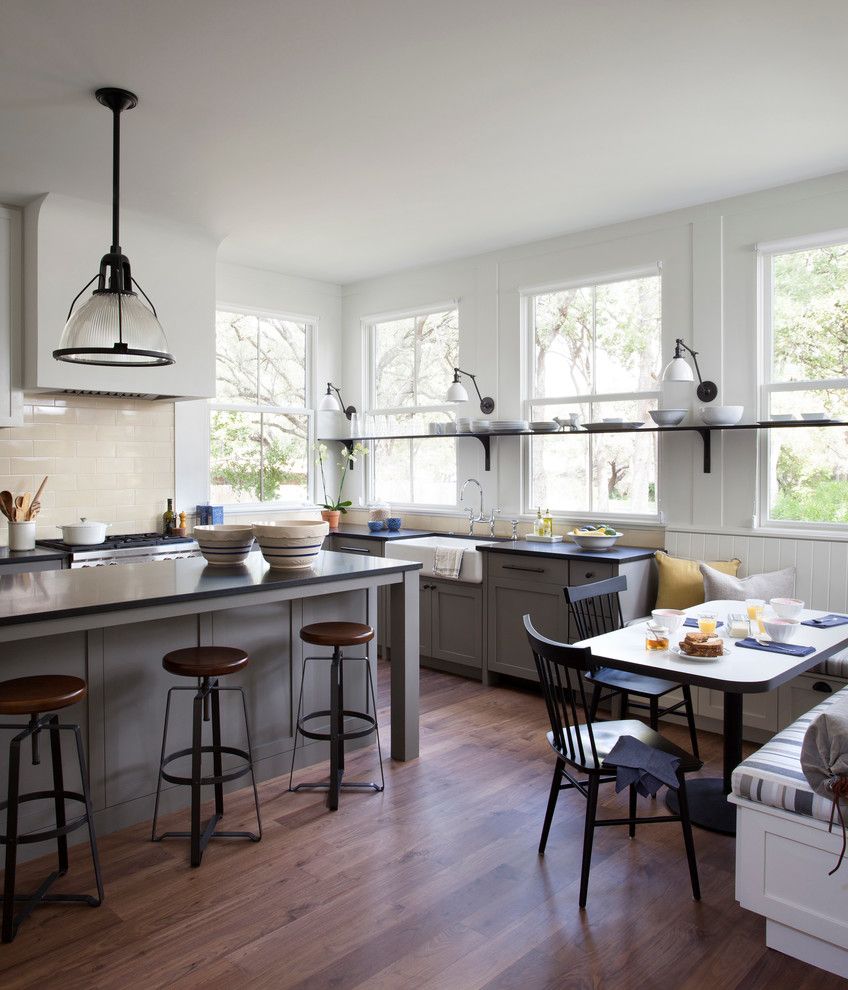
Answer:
[
  {"xmin": 762, "ymin": 242, "xmax": 848, "ymax": 524},
  {"xmin": 525, "ymin": 272, "xmax": 661, "ymax": 516},
  {"xmin": 210, "ymin": 309, "xmax": 312, "ymax": 505}
]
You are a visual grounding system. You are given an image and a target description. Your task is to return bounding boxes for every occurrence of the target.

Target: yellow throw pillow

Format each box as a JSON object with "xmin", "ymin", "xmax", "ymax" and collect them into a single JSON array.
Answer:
[{"xmin": 654, "ymin": 551, "xmax": 741, "ymax": 610}]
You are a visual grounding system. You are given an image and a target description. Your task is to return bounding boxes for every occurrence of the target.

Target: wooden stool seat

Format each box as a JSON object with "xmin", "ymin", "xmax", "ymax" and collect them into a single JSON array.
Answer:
[
  {"xmin": 299, "ymin": 622, "xmax": 374, "ymax": 648},
  {"xmin": 162, "ymin": 647, "xmax": 249, "ymax": 678},
  {"xmin": 0, "ymin": 675, "xmax": 86, "ymax": 716}
]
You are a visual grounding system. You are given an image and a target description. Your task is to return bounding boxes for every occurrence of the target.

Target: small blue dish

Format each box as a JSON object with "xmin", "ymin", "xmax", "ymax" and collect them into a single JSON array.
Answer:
[
  {"xmin": 386, "ymin": 517, "xmax": 402, "ymax": 531},
  {"xmin": 367, "ymin": 520, "xmax": 386, "ymax": 532}
]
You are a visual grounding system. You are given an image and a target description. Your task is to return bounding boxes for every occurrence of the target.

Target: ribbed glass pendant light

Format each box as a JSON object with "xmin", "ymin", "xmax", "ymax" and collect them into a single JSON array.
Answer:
[{"xmin": 54, "ymin": 88, "xmax": 174, "ymax": 367}]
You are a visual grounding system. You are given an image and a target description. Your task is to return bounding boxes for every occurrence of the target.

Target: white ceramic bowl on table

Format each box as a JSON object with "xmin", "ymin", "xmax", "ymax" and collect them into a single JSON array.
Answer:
[
  {"xmin": 762, "ymin": 617, "xmax": 799, "ymax": 643},
  {"xmin": 253, "ymin": 520, "xmax": 330, "ymax": 569},
  {"xmin": 652, "ymin": 607, "xmax": 686, "ymax": 635},
  {"xmin": 568, "ymin": 530, "xmax": 622, "ymax": 551},
  {"xmin": 770, "ymin": 597, "xmax": 804, "ymax": 620},
  {"xmin": 699, "ymin": 405, "xmax": 744, "ymax": 426},
  {"xmin": 194, "ymin": 524, "xmax": 255, "ymax": 565}
]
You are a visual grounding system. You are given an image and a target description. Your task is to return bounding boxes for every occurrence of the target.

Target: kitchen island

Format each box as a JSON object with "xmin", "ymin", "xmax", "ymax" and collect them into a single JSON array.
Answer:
[{"xmin": 0, "ymin": 550, "xmax": 421, "ymax": 839}]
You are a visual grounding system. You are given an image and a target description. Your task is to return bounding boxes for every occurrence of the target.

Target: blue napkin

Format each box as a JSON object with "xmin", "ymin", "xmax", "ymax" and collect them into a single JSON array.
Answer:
[
  {"xmin": 683, "ymin": 617, "xmax": 723, "ymax": 629},
  {"xmin": 736, "ymin": 637, "xmax": 815, "ymax": 657},
  {"xmin": 602, "ymin": 735, "xmax": 680, "ymax": 797},
  {"xmin": 802, "ymin": 614, "xmax": 848, "ymax": 629}
]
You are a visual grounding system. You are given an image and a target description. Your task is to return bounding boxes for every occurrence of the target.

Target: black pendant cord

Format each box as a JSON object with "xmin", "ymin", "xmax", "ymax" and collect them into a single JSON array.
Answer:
[{"xmin": 110, "ymin": 101, "xmax": 121, "ymax": 255}]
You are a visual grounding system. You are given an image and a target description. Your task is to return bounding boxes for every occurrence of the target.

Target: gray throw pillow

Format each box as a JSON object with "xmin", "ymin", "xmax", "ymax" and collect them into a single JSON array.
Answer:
[{"xmin": 699, "ymin": 562, "xmax": 795, "ymax": 601}]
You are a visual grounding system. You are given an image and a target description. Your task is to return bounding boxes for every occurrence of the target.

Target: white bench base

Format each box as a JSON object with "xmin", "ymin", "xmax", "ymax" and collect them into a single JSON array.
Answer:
[{"xmin": 731, "ymin": 794, "xmax": 848, "ymax": 979}]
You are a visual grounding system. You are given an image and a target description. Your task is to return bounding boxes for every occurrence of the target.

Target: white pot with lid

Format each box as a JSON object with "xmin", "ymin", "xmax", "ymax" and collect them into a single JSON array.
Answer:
[{"xmin": 57, "ymin": 517, "xmax": 111, "ymax": 545}]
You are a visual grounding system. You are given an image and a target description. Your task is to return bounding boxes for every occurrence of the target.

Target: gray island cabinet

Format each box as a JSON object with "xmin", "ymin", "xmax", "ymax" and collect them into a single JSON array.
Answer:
[
  {"xmin": 479, "ymin": 541, "xmax": 656, "ymax": 681},
  {"xmin": 0, "ymin": 551, "xmax": 421, "ymax": 843}
]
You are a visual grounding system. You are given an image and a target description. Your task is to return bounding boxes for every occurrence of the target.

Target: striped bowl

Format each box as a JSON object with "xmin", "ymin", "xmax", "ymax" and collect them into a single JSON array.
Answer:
[
  {"xmin": 252, "ymin": 520, "xmax": 330, "ymax": 569},
  {"xmin": 193, "ymin": 525, "xmax": 255, "ymax": 565}
]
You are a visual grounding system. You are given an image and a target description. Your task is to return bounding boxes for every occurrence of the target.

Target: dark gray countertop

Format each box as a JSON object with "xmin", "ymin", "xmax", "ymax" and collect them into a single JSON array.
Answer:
[
  {"xmin": 0, "ymin": 546, "xmax": 69, "ymax": 566},
  {"xmin": 475, "ymin": 540, "xmax": 656, "ymax": 563},
  {"xmin": 0, "ymin": 550, "xmax": 421, "ymax": 628},
  {"xmin": 331, "ymin": 524, "xmax": 436, "ymax": 541}
]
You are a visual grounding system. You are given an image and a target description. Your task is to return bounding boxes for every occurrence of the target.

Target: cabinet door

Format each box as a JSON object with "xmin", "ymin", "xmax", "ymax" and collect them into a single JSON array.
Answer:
[
  {"xmin": 419, "ymin": 583, "xmax": 433, "ymax": 657},
  {"xmin": 0, "ymin": 207, "xmax": 22, "ymax": 427},
  {"xmin": 696, "ymin": 687, "xmax": 778, "ymax": 736},
  {"xmin": 487, "ymin": 577, "xmax": 568, "ymax": 681},
  {"xmin": 430, "ymin": 581, "xmax": 483, "ymax": 669}
]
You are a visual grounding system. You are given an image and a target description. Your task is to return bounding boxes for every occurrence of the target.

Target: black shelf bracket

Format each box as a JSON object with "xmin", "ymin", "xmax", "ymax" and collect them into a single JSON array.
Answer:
[
  {"xmin": 696, "ymin": 428, "xmax": 711, "ymax": 473},
  {"xmin": 473, "ymin": 434, "xmax": 491, "ymax": 471}
]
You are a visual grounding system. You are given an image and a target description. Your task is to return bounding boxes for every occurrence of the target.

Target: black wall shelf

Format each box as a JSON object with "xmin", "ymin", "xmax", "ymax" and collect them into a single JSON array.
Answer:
[{"xmin": 320, "ymin": 420, "xmax": 848, "ymax": 474}]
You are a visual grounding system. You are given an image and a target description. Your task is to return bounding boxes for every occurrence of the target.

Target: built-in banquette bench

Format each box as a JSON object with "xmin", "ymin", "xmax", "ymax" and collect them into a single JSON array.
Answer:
[{"xmin": 730, "ymin": 686, "xmax": 848, "ymax": 979}]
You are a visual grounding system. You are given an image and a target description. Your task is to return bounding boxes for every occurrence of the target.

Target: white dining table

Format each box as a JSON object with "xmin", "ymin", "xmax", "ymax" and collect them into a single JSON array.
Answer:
[{"xmin": 575, "ymin": 599, "xmax": 848, "ymax": 835}]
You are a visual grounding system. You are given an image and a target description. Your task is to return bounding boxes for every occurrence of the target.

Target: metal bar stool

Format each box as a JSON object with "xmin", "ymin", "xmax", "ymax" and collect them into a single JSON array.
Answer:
[
  {"xmin": 0, "ymin": 675, "xmax": 103, "ymax": 943},
  {"xmin": 289, "ymin": 622, "xmax": 384, "ymax": 811},
  {"xmin": 151, "ymin": 646, "xmax": 261, "ymax": 867}
]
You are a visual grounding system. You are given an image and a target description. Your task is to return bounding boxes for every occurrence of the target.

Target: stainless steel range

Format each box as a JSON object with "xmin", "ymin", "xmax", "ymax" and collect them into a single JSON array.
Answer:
[{"xmin": 36, "ymin": 533, "xmax": 201, "ymax": 568}]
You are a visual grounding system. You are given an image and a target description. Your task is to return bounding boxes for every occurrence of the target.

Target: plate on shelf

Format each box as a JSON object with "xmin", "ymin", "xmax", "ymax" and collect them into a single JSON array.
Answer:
[
  {"xmin": 669, "ymin": 642, "xmax": 728, "ymax": 661},
  {"xmin": 530, "ymin": 421, "xmax": 559, "ymax": 432},
  {"xmin": 582, "ymin": 421, "xmax": 645, "ymax": 432}
]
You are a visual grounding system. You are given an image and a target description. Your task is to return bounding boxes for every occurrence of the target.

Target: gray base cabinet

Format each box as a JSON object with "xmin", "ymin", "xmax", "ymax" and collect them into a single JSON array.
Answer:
[
  {"xmin": 425, "ymin": 580, "xmax": 483, "ymax": 671},
  {"xmin": 485, "ymin": 552, "xmax": 655, "ymax": 682}
]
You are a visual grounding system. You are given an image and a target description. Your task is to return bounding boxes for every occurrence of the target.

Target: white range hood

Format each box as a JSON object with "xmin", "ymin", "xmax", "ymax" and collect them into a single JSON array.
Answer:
[{"xmin": 24, "ymin": 193, "xmax": 218, "ymax": 399}]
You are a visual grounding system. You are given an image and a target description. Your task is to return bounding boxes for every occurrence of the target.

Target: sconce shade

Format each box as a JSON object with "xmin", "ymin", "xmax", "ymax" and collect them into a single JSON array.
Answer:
[
  {"xmin": 446, "ymin": 379, "xmax": 469, "ymax": 403},
  {"xmin": 319, "ymin": 390, "xmax": 343, "ymax": 412},
  {"xmin": 662, "ymin": 356, "xmax": 695, "ymax": 383}
]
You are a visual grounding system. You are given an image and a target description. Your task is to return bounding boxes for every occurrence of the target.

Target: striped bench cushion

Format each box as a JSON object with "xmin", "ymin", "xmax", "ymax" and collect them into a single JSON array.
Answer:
[
  {"xmin": 814, "ymin": 650, "xmax": 848, "ymax": 678},
  {"xmin": 731, "ymin": 685, "xmax": 848, "ymax": 825}
]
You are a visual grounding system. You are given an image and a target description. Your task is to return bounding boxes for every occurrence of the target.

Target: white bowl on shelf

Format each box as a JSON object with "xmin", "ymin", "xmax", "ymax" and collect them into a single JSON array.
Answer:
[
  {"xmin": 471, "ymin": 419, "xmax": 491, "ymax": 432},
  {"xmin": 770, "ymin": 597, "xmax": 804, "ymax": 620},
  {"xmin": 699, "ymin": 405, "xmax": 744, "ymax": 426},
  {"xmin": 649, "ymin": 409, "xmax": 686, "ymax": 427},
  {"xmin": 193, "ymin": 524, "xmax": 255, "ymax": 565},
  {"xmin": 801, "ymin": 411, "xmax": 827, "ymax": 421},
  {"xmin": 252, "ymin": 519, "xmax": 329, "ymax": 569}
]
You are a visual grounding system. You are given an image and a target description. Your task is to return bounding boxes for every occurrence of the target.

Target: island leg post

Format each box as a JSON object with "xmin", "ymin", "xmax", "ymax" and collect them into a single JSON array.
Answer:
[{"xmin": 389, "ymin": 570, "xmax": 420, "ymax": 761}]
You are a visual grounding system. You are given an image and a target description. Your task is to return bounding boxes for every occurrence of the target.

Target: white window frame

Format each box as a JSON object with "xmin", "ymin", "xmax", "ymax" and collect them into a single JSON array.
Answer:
[
  {"xmin": 520, "ymin": 266, "xmax": 662, "ymax": 523},
  {"xmin": 757, "ymin": 237, "xmax": 848, "ymax": 532},
  {"xmin": 363, "ymin": 301, "xmax": 460, "ymax": 510},
  {"xmin": 210, "ymin": 303, "xmax": 316, "ymax": 512}
]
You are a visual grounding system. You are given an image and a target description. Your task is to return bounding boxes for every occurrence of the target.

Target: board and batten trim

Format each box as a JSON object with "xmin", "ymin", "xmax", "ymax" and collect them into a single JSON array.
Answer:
[{"xmin": 665, "ymin": 530, "xmax": 848, "ymax": 614}]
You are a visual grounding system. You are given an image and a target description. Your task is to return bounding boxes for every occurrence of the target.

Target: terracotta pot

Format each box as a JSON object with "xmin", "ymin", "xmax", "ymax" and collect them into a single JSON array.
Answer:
[{"xmin": 321, "ymin": 509, "xmax": 341, "ymax": 530}]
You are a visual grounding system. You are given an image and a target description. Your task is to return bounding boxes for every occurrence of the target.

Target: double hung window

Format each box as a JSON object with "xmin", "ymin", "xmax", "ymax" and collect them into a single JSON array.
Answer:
[
  {"xmin": 210, "ymin": 308, "xmax": 313, "ymax": 505},
  {"xmin": 524, "ymin": 271, "xmax": 662, "ymax": 517}
]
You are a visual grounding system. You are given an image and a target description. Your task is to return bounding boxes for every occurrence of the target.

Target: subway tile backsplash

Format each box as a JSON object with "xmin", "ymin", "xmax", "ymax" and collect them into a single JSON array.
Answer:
[{"xmin": 0, "ymin": 393, "xmax": 174, "ymax": 539}]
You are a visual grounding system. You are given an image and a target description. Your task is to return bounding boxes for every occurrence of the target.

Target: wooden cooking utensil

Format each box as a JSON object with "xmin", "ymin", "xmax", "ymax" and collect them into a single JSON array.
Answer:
[
  {"xmin": 32, "ymin": 476, "xmax": 48, "ymax": 506},
  {"xmin": 20, "ymin": 493, "xmax": 32, "ymax": 519},
  {"xmin": 0, "ymin": 491, "xmax": 13, "ymax": 521}
]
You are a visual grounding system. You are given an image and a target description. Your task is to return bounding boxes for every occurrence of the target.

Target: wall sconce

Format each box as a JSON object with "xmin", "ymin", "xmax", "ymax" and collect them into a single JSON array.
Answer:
[
  {"xmin": 661, "ymin": 339, "xmax": 717, "ymax": 402},
  {"xmin": 446, "ymin": 367, "xmax": 495, "ymax": 414},
  {"xmin": 318, "ymin": 382, "xmax": 357, "ymax": 420}
]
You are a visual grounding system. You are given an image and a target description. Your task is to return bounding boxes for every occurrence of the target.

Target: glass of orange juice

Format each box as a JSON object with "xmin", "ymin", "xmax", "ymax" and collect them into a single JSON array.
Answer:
[
  {"xmin": 745, "ymin": 599, "xmax": 765, "ymax": 635},
  {"xmin": 697, "ymin": 611, "xmax": 718, "ymax": 636}
]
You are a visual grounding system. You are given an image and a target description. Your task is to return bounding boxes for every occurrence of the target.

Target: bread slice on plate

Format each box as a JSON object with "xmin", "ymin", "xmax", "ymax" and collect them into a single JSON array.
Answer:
[{"xmin": 678, "ymin": 632, "xmax": 724, "ymax": 657}]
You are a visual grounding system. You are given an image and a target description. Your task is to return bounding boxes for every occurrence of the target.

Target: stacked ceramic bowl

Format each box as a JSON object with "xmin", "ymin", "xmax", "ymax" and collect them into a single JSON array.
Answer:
[
  {"xmin": 252, "ymin": 519, "xmax": 330, "ymax": 569},
  {"xmin": 456, "ymin": 417, "xmax": 472, "ymax": 433},
  {"xmin": 488, "ymin": 419, "xmax": 529, "ymax": 433},
  {"xmin": 194, "ymin": 525, "xmax": 255, "ymax": 565}
]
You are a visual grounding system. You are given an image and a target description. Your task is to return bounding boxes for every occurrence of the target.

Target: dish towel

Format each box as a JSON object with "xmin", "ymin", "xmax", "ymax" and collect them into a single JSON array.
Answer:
[
  {"xmin": 802, "ymin": 614, "xmax": 848, "ymax": 629},
  {"xmin": 683, "ymin": 618, "xmax": 724, "ymax": 629},
  {"xmin": 736, "ymin": 637, "xmax": 815, "ymax": 657},
  {"xmin": 433, "ymin": 545, "xmax": 464, "ymax": 580},
  {"xmin": 602, "ymin": 735, "xmax": 681, "ymax": 798}
]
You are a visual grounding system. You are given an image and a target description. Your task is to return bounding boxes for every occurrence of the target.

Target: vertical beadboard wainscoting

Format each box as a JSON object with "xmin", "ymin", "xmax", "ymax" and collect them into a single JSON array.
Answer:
[
  {"xmin": 665, "ymin": 530, "xmax": 848, "ymax": 614},
  {"xmin": 665, "ymin": 529, "xmax": 848, "ymax": 741}
]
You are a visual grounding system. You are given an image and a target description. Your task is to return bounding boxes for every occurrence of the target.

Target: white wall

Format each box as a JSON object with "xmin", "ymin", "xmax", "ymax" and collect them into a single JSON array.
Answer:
[
  {"xmin": 175, "ymin": 261, "xmax": 342, "ymax": 514},
  {"xmin": 339, "ymin": 169, "xmax": 848, "ymax": 540}
]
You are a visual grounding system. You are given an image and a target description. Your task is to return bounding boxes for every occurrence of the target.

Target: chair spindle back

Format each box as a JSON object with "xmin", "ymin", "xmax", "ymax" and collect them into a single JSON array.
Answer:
[{"xmin": 564, "ymin": 575, "xmax": 627, "ymax": 641}]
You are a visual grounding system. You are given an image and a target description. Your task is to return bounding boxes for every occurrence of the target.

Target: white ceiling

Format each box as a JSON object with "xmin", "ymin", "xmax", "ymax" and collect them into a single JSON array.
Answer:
[{"xmin": 2, "ymin": 0, "xmax": 848, "ymax": 283}]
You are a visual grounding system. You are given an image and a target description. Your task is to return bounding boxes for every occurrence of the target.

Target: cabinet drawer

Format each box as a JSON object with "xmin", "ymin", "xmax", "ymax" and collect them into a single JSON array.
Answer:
[
  {"xmin": 488, "ymin": 554, "xmax": 569, "ymax": 585},
  {"xmin": 567, "ymin": 561, "xmax": 615, "ymax": 588},
  {"xmin": 329, "ymin": 536, "xmax": 379, "ymax": 556}
]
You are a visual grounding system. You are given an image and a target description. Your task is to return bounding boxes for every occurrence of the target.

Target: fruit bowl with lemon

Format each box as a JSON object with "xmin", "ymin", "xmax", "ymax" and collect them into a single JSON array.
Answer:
[{"xmin": 568, "ymin": 524, "xmax": 623, "ymax": 551}]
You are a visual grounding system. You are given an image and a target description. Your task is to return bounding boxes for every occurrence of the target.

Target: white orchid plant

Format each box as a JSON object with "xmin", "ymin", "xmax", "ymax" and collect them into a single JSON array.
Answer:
[{"xmin": 316, "ymin": 441, "xmax": 367, "ymax": 514}]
